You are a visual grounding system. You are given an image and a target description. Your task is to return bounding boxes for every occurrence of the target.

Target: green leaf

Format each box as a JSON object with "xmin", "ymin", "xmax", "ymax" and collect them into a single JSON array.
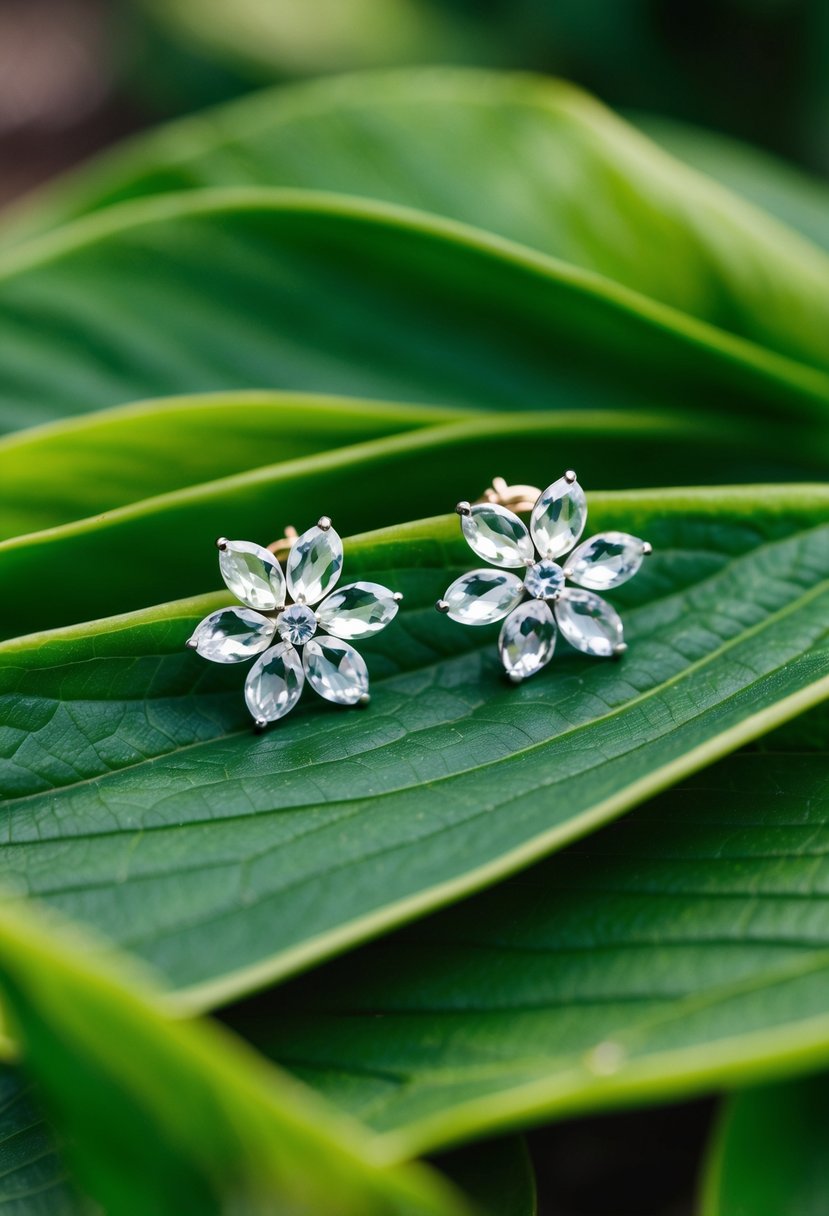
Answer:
[
  {"xmin": 231, "ymin": 750, "xmax": 829, "ymax": 1160},
  {"xmin": 2, "ymin": 487, "xmax": 829, "ymax": 1010},
  {"xmin": 0, "ymin": 1072, "xmax": 85, "ymax": 1214},
  {"xmin": 0, "ymin": 898, "xmax": 473, "ymax": 1216},
  {"xmin": 0, "ymin": 391, "xmax": 460, "ymax": 540},
  {"xmin": 700, "ymin": 1074, "xmax": 829, "ymax": 1216},
  {"xmin": 6, "ymin": 69, "xmax": 829, "ymax": 371},
  {"xmin": 639, "ymin": 115, "xmax": 829, "ymax": 254},
  {"xmin": 2, "ymin": 191, "xmax": 828, "ymax": 437},
  {"xmin": 0, "ymin": 411, "xmax": 806, "ymax": 638}
]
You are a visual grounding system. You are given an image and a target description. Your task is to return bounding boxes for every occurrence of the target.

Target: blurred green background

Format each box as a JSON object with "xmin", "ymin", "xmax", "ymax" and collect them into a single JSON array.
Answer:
[{"xmin": 1, "ymin": 0, "xmax": 826, "ymax": 215}]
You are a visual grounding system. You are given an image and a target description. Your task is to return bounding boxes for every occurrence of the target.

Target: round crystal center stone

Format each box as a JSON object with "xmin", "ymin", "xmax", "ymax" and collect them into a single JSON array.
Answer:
[
  {"xmin": 277, "ymin": 603, "xmax": 318, "ymax": 645},
  {"xmin": 524, "ymin": 559, "xmax": 565, "ymax": 600}
]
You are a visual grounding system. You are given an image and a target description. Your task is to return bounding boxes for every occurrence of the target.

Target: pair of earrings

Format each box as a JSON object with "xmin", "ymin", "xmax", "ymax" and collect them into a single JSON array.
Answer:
[{"xmin": 186, "ymin": 472, "xmax": 652, "ymax": 730}]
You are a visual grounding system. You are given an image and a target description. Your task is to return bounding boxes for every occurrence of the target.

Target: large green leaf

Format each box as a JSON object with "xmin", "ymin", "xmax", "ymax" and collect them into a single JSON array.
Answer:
[
  {"xmin": 2, "ymin": 191, "xmax": 827, "ymax": 437},
  {"xmin": 0, "ymin": 392, "xmax": 459, "ymax": 540},
  {"xmin": 0, "ymin": 899, "xmax": 474, "ymax": 1216},
  {"xmin": 231, "ymin": 750, "xmax": 829, "ymax": 1159},
  {"xmin": 2, "ymin": 487, "xmax": 829, "ymax": 1010},
  {"xmin": 5, "ymin": 70, "xmax": 829, "ymax": 372},
  {"xmin": 700, "ymin": 1074, "xmax": 829, "ymax": 1216},
  {"xmin": 0, "ymin": 411, "xmax": 806, "ymax": 638}
]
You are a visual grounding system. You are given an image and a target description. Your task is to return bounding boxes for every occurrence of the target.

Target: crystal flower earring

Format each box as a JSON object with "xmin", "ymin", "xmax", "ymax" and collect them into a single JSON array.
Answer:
[
  {"xmin": 436, "ymin": 474, "xmax": 652, "ymax": 682},
  {"xmin": 187, "ymin": 518, "xmax": 402, "ymax": 728}
]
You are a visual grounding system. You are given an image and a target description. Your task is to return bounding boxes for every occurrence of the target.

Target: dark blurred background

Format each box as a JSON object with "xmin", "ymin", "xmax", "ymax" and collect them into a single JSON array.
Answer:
[
  {"xmin": 0, "ymin": 1, "xmax": 824, "ymax": 1212},
  {"xmin": 1, "ymin": 0, "xmax": 827, "ymax": 212}
]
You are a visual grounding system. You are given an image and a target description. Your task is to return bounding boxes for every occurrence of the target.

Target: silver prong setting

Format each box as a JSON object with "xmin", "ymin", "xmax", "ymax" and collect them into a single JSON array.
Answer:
[
  {"xmin": 358, "ymin": 693, "xmax": 371, "ymax": 707},
  {"xmin": 455, "ymin": 500, "xmax": 472, "ymax": 517},
  {"xmin": 185, "ymin": 637, "xmax": 197, "ymax": 650},
  {"xmin": 317, "ymin": 515, "xmax": 332, "ymax": 531},
  {"xmin": 215, "ymin": 536, "xmax": 228, "ymax": 551},
  {"xmin": 436, "ymin": 599, "xmax": 450, "ymax": 614},
  {"xmin": 642, "ymin": 541, "xmax": 653, "ymax": 556},
  {"xmin": 253, "ymin": 718, "xmax": 268, "ymax": 733},
  {"xmin": 507, "ymin": 671, "xmax": 524, "ymax": 685},
  {"xmin": 393, "ymin": 591, "xmax": 404, "ymax": 603},
  {"xmin": 564, "ymin": 469, "xmax": 577, "ymax": 484},
  {"xmin": 613, "ymin": 642, "xmax": 628, "ymax": 658}
]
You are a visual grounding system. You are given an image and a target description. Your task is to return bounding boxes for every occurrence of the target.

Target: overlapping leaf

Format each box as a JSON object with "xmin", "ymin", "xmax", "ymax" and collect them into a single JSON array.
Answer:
[
  {"xmin": 0, "ymin": 411, "xmax": 801, "ymax": 638},
  {"xmin": 229, "ymin": 750, "xmax": 829, "ymax": 1159},
  {"xmin": 2, "ymin": 191, "xmax": 827, "ymax": 437},
  {"xmin": 0, "ymin": 899, "xmax": 475, "ymax": 1216},
  {"xmin": 4, "ymin": 70, "xmax": 829, "ymax": 372},
  {"xmin": 0, "ymin": 392, "xmax": 460, "ymax": 539},
  {"xmin": 2, "ymin": 488, "xmax": 829, "ymax": 1011}
]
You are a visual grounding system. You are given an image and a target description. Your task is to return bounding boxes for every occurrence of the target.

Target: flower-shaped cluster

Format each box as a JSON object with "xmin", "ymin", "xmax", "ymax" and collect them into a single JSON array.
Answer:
[
  {"xmin": 187, "ymin": 518, "xmax": 401, "ymax": 727},
  {"xmin": 437, "ymin": 472, "xmax": 651, "ymax": 682}
]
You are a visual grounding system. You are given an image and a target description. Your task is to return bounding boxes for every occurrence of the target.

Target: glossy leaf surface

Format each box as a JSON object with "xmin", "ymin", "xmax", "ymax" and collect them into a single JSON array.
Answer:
[
  {"xmin": 1, "ymin": 192, "xmax": 828, "ymax": 438},
  {"xmin": 2, "ymin": 488, "xmax": 829, "ymax": 1012}
]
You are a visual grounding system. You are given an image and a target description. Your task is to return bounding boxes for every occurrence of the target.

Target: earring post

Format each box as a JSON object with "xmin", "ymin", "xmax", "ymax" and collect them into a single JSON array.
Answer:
[{"xmin": 478, "ymin": 477, "xmax": 542, "ymax": 514}]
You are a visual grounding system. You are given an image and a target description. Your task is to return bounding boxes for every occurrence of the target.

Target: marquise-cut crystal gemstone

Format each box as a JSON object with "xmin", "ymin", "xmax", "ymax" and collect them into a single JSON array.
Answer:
[
  {"xmin": 524, "ymin": 559, "xmax": 565, "ymax": 600},
  {"xmin": 219, "ymin": 540, "xmax": 286, "ymax": 611},
  {"xmin": 443, "ymin": 569, "xmax": 525, "ymax": 625},
  {"xmin": 567, "ymin": 531, "xmax": 647, "ymax": 591},
  {"xmin": 499, "ymin": 601, "xmax": 556, "ymax": 680},
  {"xmin": 304, "ymin": 637, "xmax": 368, "ymax": 705},
  {"xmin": 244, "ymin": 642, "xmax": 304, "ymax": 722},
  {"xmin": 530, "ymin": 475, "xmax": 587, "ymax": 559},
  {"xmin": 461, "ymin": 503, "xmax": 535, "ymax": 568},
  {"xmin": 276, "ymin": 603, "xmax": 317, "ymax": 645},
  {"xmin": 287, "ymin": 525, "xmax": 343, "ymax": 605},
  {"xmin": 316, "ymin": 581, "xmax": 398, "ymax": 640},
  {"xmin": 190, "ymin": 607, "xmax": 275, "ymax": 663},
  {"xmin": 555, "ymin": 588, "xmax": 624, "ymax": 657}
]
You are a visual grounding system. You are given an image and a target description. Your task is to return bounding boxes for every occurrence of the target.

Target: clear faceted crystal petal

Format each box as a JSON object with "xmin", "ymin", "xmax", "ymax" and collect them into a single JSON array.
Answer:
[
  {"xmin": 499, "ymin": 601, "xmax": 556, "ymax": 680},
  {"xmin": 316, "ymin": 581, "xmax": 398, "ymax": 640},
  {"xmin": 530, "ymin": 476, "xmax": 588, "ymax": 559},
  {"xmin": 567, "ymin": 531, "xmax": 647, "ymax": 591},
  {"xmin": 443, "ymin": 569, "xmax": 525, "ymax": 625},
  {"xmin": 190, "ymin": 608, "xmax": 275, "ymax": 663},
  {"xmin": 244, "ymin": 642, "xmax": 305, "ymax": 722},
  {"xmin": 219, "ymin": 540, "xmax": 286, "ymax": 611},
  {"xmin": 304, "ymin": 637, "xmax": 368, "ymax": 705},
  {"xmin": 461, "ymin": 504, "xmax": 534, "ymax": 568},
  {"xmin": 287, "ymin": 525, "xmax": 343, "ymax": 605},
  {"xmin": 555, "ymin": 588, "xmax": 624, "ymax": 657}
]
